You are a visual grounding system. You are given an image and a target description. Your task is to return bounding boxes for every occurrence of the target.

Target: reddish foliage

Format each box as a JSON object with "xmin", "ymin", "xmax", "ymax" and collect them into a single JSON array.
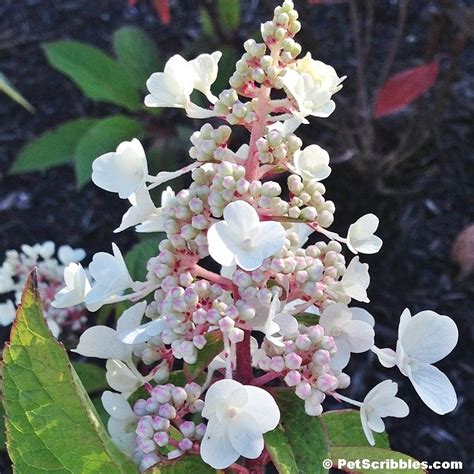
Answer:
[
  {"xmin": 153, "ymin": 0, "xmax": 171, "ymax": 25},
  {"xmin": 374, "ymin": 60, "xmax": 440, "ymax": 118},
  {"xmin": 452, "ymin": 224, "xmax": 474, "ymax": 278}
]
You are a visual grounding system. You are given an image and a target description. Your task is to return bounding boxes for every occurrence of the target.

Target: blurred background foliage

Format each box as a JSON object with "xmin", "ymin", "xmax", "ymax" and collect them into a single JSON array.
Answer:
[{"xmin": 0, "ymin": 0, "xmax": 473, "ymax": 472}]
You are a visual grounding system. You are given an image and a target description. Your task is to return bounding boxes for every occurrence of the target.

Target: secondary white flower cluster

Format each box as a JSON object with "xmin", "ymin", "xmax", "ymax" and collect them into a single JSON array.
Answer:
[
  {"xmin": 55, "ymin": 1, "xmax": 459, "ymax": 470},
  {"xmin": 0, "ymin": 241, "xmax": 87, "ymax": 336}
]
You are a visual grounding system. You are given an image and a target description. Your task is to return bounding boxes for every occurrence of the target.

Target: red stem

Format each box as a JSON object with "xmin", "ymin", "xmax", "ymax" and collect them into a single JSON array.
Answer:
[
  {"xmin": 250, "ymin": 371, "xmax": 281, "ymax": 387},
  {"xmin": 235, "ymin": 329, "xmax": 253, "ymax": 384}
]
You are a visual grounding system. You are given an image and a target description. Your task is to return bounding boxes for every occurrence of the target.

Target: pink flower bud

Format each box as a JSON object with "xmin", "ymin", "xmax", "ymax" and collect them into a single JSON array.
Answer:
[
  {"xmin": 285, "ymin": 352, "xmax": 303, "ymax": 370},
  {"xmin": 152, "ymin": 386, "xmax": 171, "ymax": 404},
  {"xmin": 228, "ymin": 327, "xmax": 245, "ymax": 343},
  {"xmin": 284, "ymin": 370, "xmax": 302, "ymax": 387},
  {"xmin": 193, "ymin": 335, "xmax": 207, "ymax": 349},
  {"xmin": 134, "ymin": 399, "xmax": 147, "ymax": 416},
  {"xmin": 307, "ymin": 325, "xmax": 324, "ymax": 343},
  {"xmin": 219, "ymin": 316, "xmax": 235, "ymax": 333},
  {"xmin": 172, "ymin": 387, "xmax": 188, "ymax": 406},
  {"xmin": 178, "ymin": 438, "xmax": 193, "ymax": 451},
  {"xmin": 152, "ymin": 416, "xmax": 170, "ymax": 431},
  {"xmin": 159, "ymin": 403, "xmax": 177, "ymax": 419},
  {"xmin": 270, "ymin": 356, "xmax": 286, "ymax": 372},
  {"xmin": 180, "ymin": 421, "xmax": 195, "ymax": 438},
  {"xmin": 153, "ymin": 431, "xmax": 170, "ymax": 447},
  {"xmin": 315, "ymin": 374, "xmax": 338, "ymax": 393},
  {"xmin": 295, "ymin": 381, "xmax": 312, "ymax": 400},
  {"xmin": 312, "ymin": 349, "xmax": 330, "ymax": 365},
  {"xmin": 304, "ymin": 400, "xmax": 323, "ymax": 416},
  {"xmin": 295, "ymin": 334, "xmax": 312, "ymax": 351}
]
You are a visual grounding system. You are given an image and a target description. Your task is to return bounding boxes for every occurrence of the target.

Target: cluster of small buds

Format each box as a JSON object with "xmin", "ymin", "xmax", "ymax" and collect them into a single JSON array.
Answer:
[
  {"xmin": 143, "ymin": 279, "xmax": 233, "ymax": 365},
  {"xmin": 132, "ymin": 382, "xmax": 205, "ymax": 471},
  {"xmin": 261, "ymin": 1, "xmax": 301, "ymax": 52},
  {"xmin": 189, "ymin": 124, "xmax": 232, "ymax": 162},
  {"xmin": 256, "ymin": 128, "xmax": 302, "ymax": 165},
  {"xmin": 288, "ymin": 174, "xmax": 335, "ymax": 228},
  {"xmin": 254, "ymin": 322, "xmax": 349, "ymax": 416},
  {"xmin": 0, "ymin": 241, "xmax": 87, "ymax": 336}
]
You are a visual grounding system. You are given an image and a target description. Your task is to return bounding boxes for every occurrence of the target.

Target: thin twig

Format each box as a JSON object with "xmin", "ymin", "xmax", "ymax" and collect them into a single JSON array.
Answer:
[{"xmin": 371, "ymin": 0, "xmax": 410, "ymax": 113}]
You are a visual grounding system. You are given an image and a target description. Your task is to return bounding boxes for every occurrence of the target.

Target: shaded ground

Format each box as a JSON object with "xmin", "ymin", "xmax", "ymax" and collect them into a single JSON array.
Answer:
[{"xmin": 0, "ymin": 0, "xmax": 473, "ymax": 472}]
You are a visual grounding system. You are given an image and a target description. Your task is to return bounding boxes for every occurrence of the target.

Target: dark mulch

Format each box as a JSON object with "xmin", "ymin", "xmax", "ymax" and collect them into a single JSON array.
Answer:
[{"xmin": 0, "ymin": 0, "xmax": 472, "ymax": 472}]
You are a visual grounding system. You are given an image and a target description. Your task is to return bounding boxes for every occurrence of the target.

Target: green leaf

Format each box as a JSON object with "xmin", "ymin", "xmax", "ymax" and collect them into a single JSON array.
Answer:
[
  {"xmin": 183, "ymin": 332, "xmax": 223, "ymax": 382},
  {"xmin": 43, "ymin": 40, "xmax": 141, "ymax": 110},
  {"xmin": 2, "ymin": 271, "xmax": 136, "ymax": 473},
  {"xmin": 72, "ymin": 361, "xmax": 108, "ymax": 394},
  {"xmin": 295, "ymin": 312, "xmax": 320, "ymax": 327},
  {"xmin": 74, "ymin": 115, "xmax": 144, "ymax": 186},
  {"xmin": 217, "ymin": 0, "xmax": 240, "ymax": 32},
  {"xmin": 125, "ymin": 238, "xmax": 163, "ymax": 282},
  {"xmin": 200, "ymin": 8, "xmax": 215, "ymax": 37},
  {"xmin": 11, "ymin": 118, "xmax": 98, "ymax": 174},
  {"xmin": 0, "ymin": 72, "xmax": 34, "ymax": 112},
  {"xmin": 147, "ymin": 454, "xmax": 217, "ymax": 473},
  {"xmin": 113, "ymin": 26, "xmax": 162, "ymax": 90},
  {"xmin": 266, "ymin": 389, "xmax": 329, "ymax": 474},
  {"xmin": 0, "ymin": 402, "xmax": 5, "ymax": 450},
  {"xmin": 329, "ymin": 447, "xmax": 427, "ymax": 474},
  {"xmin": 322, "ymin": 409, "xmax": 389, "ymax": 449}
]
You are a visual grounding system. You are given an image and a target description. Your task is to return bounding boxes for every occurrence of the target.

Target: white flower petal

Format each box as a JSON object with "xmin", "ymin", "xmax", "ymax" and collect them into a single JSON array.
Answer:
[
  {"xmin": 106, "ymin": 359, "xmax": 142, "ymax": 395},
  {"xmin": 347, "ymin": 214, "xmax": 383, "ymax": 254},
  {"xmin": 242, "ymin": 386, "xmax": 280, "ymax": 433},
  {"xmin": 207, "ymin": 222, "xmax": 238, "ymax": 267},
  {"xmin": 294, "ymin": 144, "xmax": 331, "ymax": 182},
  {"xmin": 400, "ymin": 310, "xmax": 458, "ymax": 364},
  {"xmin": 200, "ymin": 417, "xmax": 239, "ymax": 469},
  {"xmin": 341, "ymin": 257, "xmax": 370, "ymax": 302},
  {"xmin": 344, "ymin": 319, "xmax": 375, "ymax": 353},
  {"xmin": 112, "ymin": 432, "xmax": 137, "ymax": 457},
  {"xmin": 253, "ymin": 221, "xmax": 287, "ymax": 258},
  {"xmin": 350, "ymin": 307, "xmax": 375, "ymax": 327},
  {"xmin": 329, "ymin": 336, "xmax": 351, "ymax": 371},
  {"xmin": 102, "ymin": 390, "xmax": 135, "ymax": 419},
  {"xmin": 371, "ymin": 346, "xmax": 397, "ymax": 368},
  {"xmin": 92, "ymin": 138, "xmax": 147, "ymax": 199},
  {"xmin": 408, "ymin": 362, "xmax": 457, "ymax": 414},
  {"xmin": 0, "ymin": 300, "xmax": 16, "ymax": 326},
  {"xmin": 228, "ymin": 412, "xmax": 264, "ymax": 460},
  {"xmin": 202, "ymin": 379, "xmax": 246, "ymax": 419},
  {"xmin": 57, "ymin": 245, "xmax": 86, "ymax": 265},
  {"xmin": 52, "ymin": 263, "xmax": 89, "ymax": 308},
  {"xmin": 189, "ymin": 51, "xmax": 222, "ymax": 103},
  {"xmin": 72, "ymin": 326, "xmax": 128, "ymax": 360}
]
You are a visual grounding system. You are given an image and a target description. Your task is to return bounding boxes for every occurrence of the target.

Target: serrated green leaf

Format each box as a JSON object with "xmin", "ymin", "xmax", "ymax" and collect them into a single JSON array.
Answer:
[
  {"xmin": 125, "ymin": 238, "xmax": 163, "ymax": 282},
  {"xmin": 11, "ymin": 118, "xmax": 98, "ymax": 174},
  {"xmin": 322, "ymin": 409, "xmax": 389, "ymax": 449},
  {"xmin": 0, "ymin": 402, "xmax": 5, "ymax": 450},
  {"xmin": 2, "ymin": 271, "xmax": 136, "ymax": 473},
  {"xmin": 0, "ymin": 72, "xmax": 34, "ymax": 112},
  {"xmin": 217, "ymin": 0, "xmax": 240, "ymax": 32},
  {"xmin": 113, "ymin": 26, "xmax": 162, "ymax": 90},
  {"xmin": 329, "ymin": 447, "xmax": 427, "ymax": 474},
  {"xmin": 147, "ymin": 454, "xmax": 217, "ymax": 473},
  {"xmin": 72, "ymin": 361, "xmax": 108, "ymax": 394},
  {"xmin": 183, "ymin": 332, "xmax": 223, "ymax": 382},
  {"xmin": 74, "ymin": 115, "xmax": 144, "ymax": 186},
  {"xmin": 43, "ymin": 40, "xmax": 141, "ymax": 110},
  {"xmin": 267, "ymin": 389, "xmax": 329, "ymax": 474}
]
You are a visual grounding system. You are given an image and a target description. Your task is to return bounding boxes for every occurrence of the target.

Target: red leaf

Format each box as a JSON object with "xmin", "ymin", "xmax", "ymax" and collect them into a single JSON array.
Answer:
[
  {"xmin": 153, "ymin": 0, "xmax": 171, "ymax": 25},
  {"xmin": 452, "ymin": 224, "xmax": 474, "ymax": 278},
  {"xmin": 374, "ymin": 60, "xmax": 439, "ymax": 118}
]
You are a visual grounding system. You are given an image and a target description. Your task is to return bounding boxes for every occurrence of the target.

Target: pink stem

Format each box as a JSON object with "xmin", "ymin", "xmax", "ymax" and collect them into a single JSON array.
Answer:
[
  {"xmin": 251, "ymin": 371, "xmax": 281, "ymax": 387},
  {"xmin": 245, "ymin": 86, "xmax": 271, "ymax": 182},
  {"xmin": 229, "ymin": 463, "xmax": 250, "ymax": 474},
  {"xmin": 192, "ymin": 265, "xmax": 233, "ymax": 290}
]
